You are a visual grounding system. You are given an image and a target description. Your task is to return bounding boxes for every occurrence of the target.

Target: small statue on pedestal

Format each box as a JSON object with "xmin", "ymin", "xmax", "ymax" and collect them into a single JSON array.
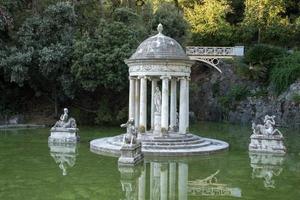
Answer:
[
  {"xmin": 251, "ymin": 115, "xmax": 282, "ymax": 136},
  {"xmin": 49, "ymin": 108, "xmax": 79, "ymax": 143},
  {"xmin": 52, "ymin": 108, "xmax": 77, "ymax": 129},
  {"xmin": 121, "ymin": 119, "xmax": 137, "ymax": 146},
  {"xmin": 249, "ymin": 115, "xmax": 286, "ymax": 154},
  {"xmin": 118, "ymin": 119, "xmax": 143, "ymax": 166}
]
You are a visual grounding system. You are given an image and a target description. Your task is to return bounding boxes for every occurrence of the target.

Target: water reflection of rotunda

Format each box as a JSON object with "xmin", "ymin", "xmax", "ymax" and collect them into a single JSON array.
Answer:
[{"xmin": 118, "ymin": 160, "xmax": 242, "ymax": 200}]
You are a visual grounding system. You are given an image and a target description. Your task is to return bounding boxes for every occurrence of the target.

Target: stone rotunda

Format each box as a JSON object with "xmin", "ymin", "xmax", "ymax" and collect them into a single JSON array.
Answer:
[{"xmin": 90, "ymin": 24, "xmax": 229, "ymax": 156}]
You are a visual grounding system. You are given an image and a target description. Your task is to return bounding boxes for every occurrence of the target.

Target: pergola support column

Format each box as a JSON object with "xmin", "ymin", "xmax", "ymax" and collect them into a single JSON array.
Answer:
[
  {"xmin": 170, "ymin": 78, "xmax": 177, "ymax": 131},
  {"xmin": 161, "ymin": 76, "xmax": 170, "ymax": 134},
  {"xmin": 135, "ymin": 79, "xmax": 140, "ymax": 127},
  {"xmin": 128, "ymin": 77, "xmax": 135, "ymax": 120},
  {"xmin": 179, "ymin": 77, "xmax": 187, "ymax": 134},
  {"xmin": 139, "ymin": 76, "xmax": 147, "ymax": 133}
]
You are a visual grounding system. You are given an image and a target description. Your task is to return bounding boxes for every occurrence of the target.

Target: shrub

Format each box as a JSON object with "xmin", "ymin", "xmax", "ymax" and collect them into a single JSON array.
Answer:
[
  {"xmin": 292, "ymin": 93, "xmax": 300, "ymax": 104},
  {"xmin": 236, "ymin": 44, "xmax": 286, "ymax": 82},
  {"xmin": 270, "ymin": 52, "xmax": 300, "ymax": 94},
  {"xmin": 218, "ymin": 85, "xmax": 250, "ymax": 110}
]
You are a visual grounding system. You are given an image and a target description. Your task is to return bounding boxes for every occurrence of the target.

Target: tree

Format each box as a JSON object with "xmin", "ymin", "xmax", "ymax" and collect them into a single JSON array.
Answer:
[
  {"xmin": 240, "ymin": 0, "xmax": 293, "ymax": 46},
  {"xmin": 71, "ymin": 8, "xmax": 146, "ymax": 124},
  {"xmin": 152, "ymin": 2, "xmax": 189, "ymax": 45},
  {"xmin": 184, "ymin": 0, "xmax": 234, "ymax": 45},
  {"xmin": 1, "ymin": 2, "xmax": 77, "ymax": 116}
]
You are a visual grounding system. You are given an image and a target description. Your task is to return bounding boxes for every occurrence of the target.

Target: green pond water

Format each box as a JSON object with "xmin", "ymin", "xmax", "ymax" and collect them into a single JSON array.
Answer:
[{"xmin": 0, "ymin": 122, "xmax": 299, "ymax": 200}]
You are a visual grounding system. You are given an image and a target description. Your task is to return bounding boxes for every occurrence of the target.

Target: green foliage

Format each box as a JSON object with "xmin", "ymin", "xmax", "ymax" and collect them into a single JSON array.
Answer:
[
  {"xmin": 270, "ymin": 52, "xmax": 300, "ymax": 94},
  {"xmin": 240, "ymin": 0, "xmax": 294, "ymax": 45},
  {"xmin": 152, "ymin": 2, "xmax": 189, "ymax": 45},
  {"xmin": 184, "ymin": 0, "xmax": 234, "ymax": 45},
  {"xmin": 0, "ymin": 47, "xmax": 32, "ymax": 85},
  {"xmin": 292, "ymin": 93, "xmax": 300, "ymax": 104},
  {"xmin": 235, "ymin": 44, "xmax": 286, "ymax": 82},
  {"xmin": 72, "ymin": 13, "xmax": 145, "ymax": 92},
  {"xmin": 218, "ymin": 85, "xmax": 251, "ymax": 109}
]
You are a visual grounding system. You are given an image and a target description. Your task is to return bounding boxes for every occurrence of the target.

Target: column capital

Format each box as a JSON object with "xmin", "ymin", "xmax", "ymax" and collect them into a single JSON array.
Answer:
[
  {"xmin": 128, "ymin": 76, "xmax": 137, "ymax": 80},
  {"xmin": 138, "ymin": 75, "xmax": 147, "ymax": 79},
  {"xmin": 160, "ymin": 75, "xmax": 171, "ymax": 80},
  {"xmin": 177, "ymin": 76, "xmax": 187, "ymax": 81},
  {"xmin": 148, "ymin": 76, "xmax": 159, "ymax": 81}
]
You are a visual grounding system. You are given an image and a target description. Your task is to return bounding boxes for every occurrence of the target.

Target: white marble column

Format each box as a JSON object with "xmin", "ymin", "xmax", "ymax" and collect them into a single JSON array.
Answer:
[
  {"xmin": 151, "ymin": 78, "xmax": 158, "ymax": 130},
  {"xmin": 161, "ymin": 76, "xmax": 170, "ymax": 133},
  {"xmin": 160, "ymin": 164, "xmax": 168, "ymax": 200},
  {"xmin": 178, "ymin": 163, "xmax": 188, "ymax": 200},
  {"xmin": 139, "ymin": 76, "xmax": 147, "ymax": 133},
  {"xmin": 170, "ymin": 78, "xmax": 177, "ymax": 131},
  {"xmin": 169, "ymin": 163, "xmax": 176, "ymax": 200},
  {"xmin": 186, "ymin": 77, "xmax": 190, "ymax": 131},
  {"xmin": 135, "ymin": 79, "xmax": 140, "ymax": 127},
  {"xmin": 179, "ymin": 77, "xmax": 187, "ymax": 134},
  {"xmin": 129, "ymin": 77, "xmax": 135, "ymax": 120}
]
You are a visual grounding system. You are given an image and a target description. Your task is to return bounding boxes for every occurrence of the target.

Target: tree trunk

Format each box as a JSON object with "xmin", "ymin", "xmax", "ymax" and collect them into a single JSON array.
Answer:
[{"xmin": 258, "ymin": 27, "xmax": 261, "ymax": 44}]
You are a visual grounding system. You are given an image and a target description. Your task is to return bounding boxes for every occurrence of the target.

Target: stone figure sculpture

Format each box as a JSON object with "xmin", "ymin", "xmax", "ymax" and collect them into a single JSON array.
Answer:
[
  {"xmin": 251, "ymin": 115, "xmax": 282, "ymax": 136},
  {"xmin": 119, "ymin": 119, "xmax": 143, "ymax": 166},
  {"xmin": 249, "ymin": 115, "xmax": 286, "ymax": 154},
  {"xmin": 121, "ymin": 119, "xmax": 137, "ymax": 145},
  {"xmin": 49, "ymin": 108, "xmax": 79, "ymax": 143},
  {"xmin": 53, "ymin": 108, "xmax": 76, "ymax": 129},
  {"xmin": 154, "ymin": 87, "xmax": 162, "ymax": 113}
]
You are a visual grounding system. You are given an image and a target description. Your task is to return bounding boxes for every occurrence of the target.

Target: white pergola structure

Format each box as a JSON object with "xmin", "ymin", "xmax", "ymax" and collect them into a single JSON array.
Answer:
[{"xmin": 125, "ymin": 24, "xmax": 194, "ymax": 134}]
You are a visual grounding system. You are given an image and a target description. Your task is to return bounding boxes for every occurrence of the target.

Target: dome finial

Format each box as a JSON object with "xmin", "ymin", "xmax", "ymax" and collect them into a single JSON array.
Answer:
[{"xmin": 157, "ymin": 23, "xmax": 163, "ymax": 34}]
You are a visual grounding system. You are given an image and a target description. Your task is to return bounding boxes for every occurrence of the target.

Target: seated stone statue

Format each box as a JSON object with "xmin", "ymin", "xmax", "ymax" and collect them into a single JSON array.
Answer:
[
  {"xmin": 52, "ymin": 108, "xmax": 77, "ymax": 129},
  {"xmin": 252, "ymin": 115, "xmax": 282, "ymax": 136},
  {"xmin": 121, "ymin": 119, "xmax": 137, "ymax": 145}
]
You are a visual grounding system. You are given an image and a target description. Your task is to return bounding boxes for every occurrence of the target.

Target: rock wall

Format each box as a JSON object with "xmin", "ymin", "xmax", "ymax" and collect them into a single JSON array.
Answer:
[{"xmin": 190, "ymin": 61, "xmax": 300, "ymax": 129}]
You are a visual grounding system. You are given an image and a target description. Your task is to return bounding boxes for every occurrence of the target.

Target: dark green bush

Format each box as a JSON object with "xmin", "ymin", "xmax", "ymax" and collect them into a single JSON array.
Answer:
[
  {"xmin": 218, "ymin": 85, "xmax": 250, "ymax": 110},
  {"xmin": 270, "ymin": 52, "xmax": 300, "ymax": 94},
  {"xmin": 235, "ymin": 44, "xmax": 286, "ymax": 82}
]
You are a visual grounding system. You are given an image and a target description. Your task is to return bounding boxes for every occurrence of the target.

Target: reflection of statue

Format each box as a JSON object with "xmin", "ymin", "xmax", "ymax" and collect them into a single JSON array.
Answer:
[
  {"xmin": 154, "ymin": 87, "xmax": 162, "ymax": 113},
  {"xmin": 49, "ymin": 143, "xmax": 77, "ymax": 176},
  {"xmin": 249, "ymin": 152, "xmax": 284, "ymax": 189},
  {"xmin": 252, "ymin": 115, "xmax": 282, "ymax": 136},
  {"xmin": 121, "ymin": 119, "xmax": 137, "ymax": 145},
  {"xmin": 53, "ymin": 108, "xmax": 77, "ymax": 129}
]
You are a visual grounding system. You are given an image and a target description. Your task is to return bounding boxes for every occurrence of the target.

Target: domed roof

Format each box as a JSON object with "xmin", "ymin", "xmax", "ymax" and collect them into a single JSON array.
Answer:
[{"xmin": 129, "ymin": 24, "xmax": 189, "ymax": 60}]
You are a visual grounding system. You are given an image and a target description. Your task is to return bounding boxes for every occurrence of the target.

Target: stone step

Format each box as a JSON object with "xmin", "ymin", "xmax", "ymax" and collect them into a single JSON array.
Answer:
[
  {"xmin": 142, "ymin": 140, "xmax": 212, "ymax": 150},
  {"xmin": 142, "ymin": 138, "xmax": 205, "ymax": 146}
]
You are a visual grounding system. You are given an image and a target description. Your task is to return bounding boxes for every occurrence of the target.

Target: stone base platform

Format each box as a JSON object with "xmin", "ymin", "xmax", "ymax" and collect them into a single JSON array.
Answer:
[
  {"xmin": 249, "ymin": 134, "xmax": 286, "ymax": 154},
  {"xmin": 49, "ymin": 128, "xmax": 79, "ymax": 143},
  {"xmin": 90, "ymin": 132, "xmax": 229, "ymax": 157}
]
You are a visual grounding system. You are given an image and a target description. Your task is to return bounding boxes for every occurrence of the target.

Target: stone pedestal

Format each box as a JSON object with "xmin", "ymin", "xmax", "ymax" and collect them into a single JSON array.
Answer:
[
  {"xmin": 153, "ymin": 112, "xmax": 161, "ymax": 135},
  {"xmin": 118, "ymin": 142, "xmax": 144, "ymax": 166},
  {"xmin": 49, "ymin": 128, "xmax": 79, "ymax": 143},
  {"xmin": 249, "ymin": 134, "xmax": 286, "ymax": 154}
]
